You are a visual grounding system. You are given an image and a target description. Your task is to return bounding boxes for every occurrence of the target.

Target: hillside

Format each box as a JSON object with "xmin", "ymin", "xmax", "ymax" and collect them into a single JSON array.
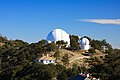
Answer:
[
  {"xmin": 0, "ymin": 36, "xmax": 118, "ymax": 80},
  {"xmin": 50, "ymin": 49, "xmax": 90, "ymax": 68}
]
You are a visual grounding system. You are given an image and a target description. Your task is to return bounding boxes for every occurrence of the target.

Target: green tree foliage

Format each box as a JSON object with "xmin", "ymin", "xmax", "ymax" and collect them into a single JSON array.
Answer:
[
  {"xmin": 70, "ymin": 35, "xmax": 80, "ymax": 50},
  {"xmin": 88, "ymin": 48, "xmax": 95, "ymax": 53},
  {"xmin": 0, "ymin": 35, "xmax": 8, "ymax": 42},
  {"xmin": 57, "ymin": 71, "xmax": 68, "ymax": 80},
  {"xmin": 13, "ymin": 39, "xmax": 28, "ymax": 47},
  {"xmin": 38, "ymin": 39, "xmax": 46, "ymax": 46},
  {"xmin": 88, "ymin": 49, "xmax": 120, "ymax": 80},
  {"xmin": 0, "ymin": 36, "xmax": 115, "ymax": 80},
  {"xmin": 0, "ymin": 36, "xmax": 75, "ymax": 80},
  {"xmin": 90, "ymin": 39, "xmax": 102, "ymax": 50},
  {"xmin": 54, "ymin": 50, "xmax": 60, "ymax": 60},
  {"xmin": 57, "ymin": 66, "xmax": 81, "ymax": 80},
  {"xmin": 15, "ymin": 63, "xmax": 57, "ymax": 80},
  {"xmin": 90, "ymin": 39, "xmax": 112, "ymax": 53},
  {"xmin": 62, "ymin": 54, "xmax": 69, "ymax": 65},
  {"xmin": 46, "ymin": 42, "xmax": 58, "ymax": 52},
  {"xmin": 55, "ymin": 64, "xmax": 66, "ymax": 75},
  {"xmin": 56, "ymin": 40, "xmax": 67, "ymax": 48}
]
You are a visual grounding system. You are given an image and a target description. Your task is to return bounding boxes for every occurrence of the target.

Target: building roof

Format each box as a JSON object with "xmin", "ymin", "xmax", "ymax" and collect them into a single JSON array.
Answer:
[
  {"xmin": 46, "ymin": 29, "xmax": 70, "ymax": 47},
  {"xmin": 80, "ymin": 38, "xmax": 90, "ymax": 45},
  {"xmin": 37, "ymin": 56, "xmax": 55, "ymax": 60},
  {"xmin": 70, "ymin": 75, "xmax": 86, "ymax": 80}
]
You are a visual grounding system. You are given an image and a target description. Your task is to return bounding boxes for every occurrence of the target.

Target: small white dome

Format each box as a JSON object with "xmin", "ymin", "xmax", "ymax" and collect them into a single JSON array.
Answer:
[
  {"xmin": 80, "ymin": 38, "xmax": 90, "ymax": 50},
  {"xmin": 80, "ymin": 38, "xmax": 89, "ymax": 45},
  {"xmin": 47, "ymin": 29, "xmax": 70, "ymax": 47}
]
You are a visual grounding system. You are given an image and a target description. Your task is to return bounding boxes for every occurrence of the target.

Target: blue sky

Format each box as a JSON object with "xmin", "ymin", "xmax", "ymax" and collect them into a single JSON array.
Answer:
[{"xmin": 0, "ymin": 0, "xmax": 120, "ymax": 48}]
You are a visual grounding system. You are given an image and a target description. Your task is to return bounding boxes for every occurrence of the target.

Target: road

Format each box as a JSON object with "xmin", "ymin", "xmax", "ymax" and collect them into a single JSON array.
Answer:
[{"xmin": 69, "ymin": 55, "xmax": 90, "ymax": 63}]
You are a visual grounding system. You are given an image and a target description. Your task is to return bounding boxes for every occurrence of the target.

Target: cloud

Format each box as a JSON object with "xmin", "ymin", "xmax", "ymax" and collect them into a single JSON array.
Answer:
[{"xmin": 80, "ymin": 19, "xmax": 120, "ymax": 25}]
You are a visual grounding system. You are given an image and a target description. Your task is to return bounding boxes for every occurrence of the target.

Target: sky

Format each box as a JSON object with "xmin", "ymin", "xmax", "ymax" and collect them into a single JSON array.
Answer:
[{"xmin": 0, "ymin": 0, "xmax": 120, "ymax": 48}]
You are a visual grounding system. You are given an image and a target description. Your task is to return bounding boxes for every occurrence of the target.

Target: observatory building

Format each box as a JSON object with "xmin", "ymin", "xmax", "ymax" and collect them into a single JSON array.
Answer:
[
  {"xmin": 46, "ymin": 29, "xmax": 70, "ymax": 47},
  {"xmin": 79, "ymin": 38, "xmax": 90, "ymax": 50}
]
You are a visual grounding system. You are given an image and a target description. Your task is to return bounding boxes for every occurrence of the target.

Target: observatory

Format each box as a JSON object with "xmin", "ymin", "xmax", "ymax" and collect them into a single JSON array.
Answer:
[
  {"xmin": 47, "ymin": 29, "xmax": 70, "ymax": 47},
  {"xmin": 79, "ymin": 38, "xmax": 90, "ymax": 50}
]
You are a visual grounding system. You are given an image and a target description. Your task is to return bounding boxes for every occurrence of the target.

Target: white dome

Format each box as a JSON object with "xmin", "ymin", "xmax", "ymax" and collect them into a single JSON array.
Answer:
[
  {"xmin": 80, "ymin": 38, "xmax": 89, "ymax": 45},
  {"xmin": 47, "ymin": 29, "xmax": 70, "ymax": 47},
  {"xmin": 80, "ymin": 38, "xmax": 90, "ymax": 50}
]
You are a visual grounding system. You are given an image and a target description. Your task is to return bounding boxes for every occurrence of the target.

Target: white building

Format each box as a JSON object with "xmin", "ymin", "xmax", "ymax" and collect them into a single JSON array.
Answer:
[
  {"xmin": 36, "ymin": 56, "xmax": 55, "ymax": 64},
  {"xmin": 79, "ymin": 38, "xmax": 90, "ymax": 50},
  {"xmin": 47, "ymin": 29, "xmax": 70, "ymax": 47}
]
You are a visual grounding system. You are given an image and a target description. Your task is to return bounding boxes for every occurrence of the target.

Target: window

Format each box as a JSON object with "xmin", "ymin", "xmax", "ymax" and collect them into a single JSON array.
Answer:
[{"xmin": 41, "ymin": 60, "xmax": 43, "ymax": 63}]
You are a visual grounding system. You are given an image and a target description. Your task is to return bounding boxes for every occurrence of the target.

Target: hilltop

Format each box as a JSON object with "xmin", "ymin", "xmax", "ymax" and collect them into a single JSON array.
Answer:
[
  {"xmin": 1, "ymin": 35, "xmax": 120, "ymax": 80},
  {"xmin": 0, "ymin": 35, "xmax": 112, "ymax": 68}
]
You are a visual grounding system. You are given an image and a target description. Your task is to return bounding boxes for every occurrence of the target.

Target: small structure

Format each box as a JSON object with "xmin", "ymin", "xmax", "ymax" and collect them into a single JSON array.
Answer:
[
  {"xmin": 36, "ymin": 56, "xmax": 56, "ymax": 64},
  {"xmin": 70, "ymin": 75, "xmax": 86, "ymax": 80},
  {"xmin": 79, "ymin": 38, "xmax": 90, "ymax": 51},
  {"xmin": 102, "ymin": 46, "xmax": 108, "ymax": 52}
]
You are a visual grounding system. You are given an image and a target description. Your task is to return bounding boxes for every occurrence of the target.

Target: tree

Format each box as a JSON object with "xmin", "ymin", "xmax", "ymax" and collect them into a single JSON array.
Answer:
[
  {"xmin": 56, "ymin": 40, "xmax": 67, "ymax": 48},
  {"xmin": 88, "ymin": 48, "xmax": 95, "ymax": 53},
  {"xmin": 54, "ymin": 50, "xmax": 60, "ymax": 60},
  {"xmin": 62, "ymin": 54, "xmax": 69, "ymax": 65},
  {"xmin": 57, "ymin": 71, "xmax": 68, "ymax": 80},
  {"xmin": 0, "ymin": 35, "xmax": 8, "ymax": 43},
  {"xmin": 90, "ymin": 39, "xmax": 112, "ymax": 53},
  {"xmin": 88, "ymin": 49, "xmax": 120, "ymax": 80},
  {"xmin": 38, "ymin": 39, "xmax": 46, "ymax": 47},
  {"xmin": 70, "ymin": 35, "xmax": 80, "ymax": 50},
  {"xmin": 46, "ymin": 42, "xmax": 58, "ymax": 51},
  {"xmin": 55, "ymin": 64, "xmax": 66, "ymax": 75}
]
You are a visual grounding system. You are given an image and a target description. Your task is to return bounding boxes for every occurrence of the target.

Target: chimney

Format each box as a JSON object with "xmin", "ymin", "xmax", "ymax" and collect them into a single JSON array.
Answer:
[{"xmin": 46, "ymin": 54, "xmax": 49, "ymax": 57}]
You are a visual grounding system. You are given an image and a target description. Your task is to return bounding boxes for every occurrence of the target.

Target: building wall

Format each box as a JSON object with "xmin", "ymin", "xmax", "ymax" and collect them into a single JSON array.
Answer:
[
  {"xmin": 38, "ymin": 60, "xmax": 55, "ymax": 64},
  {"xmin": 81, "ymin": 45, "xmax": 90, "ymax": 50}
]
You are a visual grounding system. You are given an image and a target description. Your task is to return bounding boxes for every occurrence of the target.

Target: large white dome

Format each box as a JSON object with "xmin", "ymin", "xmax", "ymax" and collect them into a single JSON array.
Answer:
[
  {"xmin": 80, "ymin": 38, "xmax": 90, "ymax": 50},
  {"xmin": 47, "ymin": 29, "xmax": 70, "ymax": 47}
]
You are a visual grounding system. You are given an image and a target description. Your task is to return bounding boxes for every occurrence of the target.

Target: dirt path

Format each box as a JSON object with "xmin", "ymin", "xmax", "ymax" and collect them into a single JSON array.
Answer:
[{"xmin": 69, "ymin": 55, "xmax": 90, "ymax": 63}]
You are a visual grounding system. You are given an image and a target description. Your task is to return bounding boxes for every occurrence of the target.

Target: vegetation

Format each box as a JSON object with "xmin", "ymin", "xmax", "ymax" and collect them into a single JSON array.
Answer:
[
  {"xmin": 62, "ymin": 54, "xmax": 69, "ymax": 65},
  {"xmin": 69, "ymin": 35, "xmax": 80, "ymax": 50},
  {"xmin": 0, "ymin": 36, "xmax": 81, "ymax": 80},
  {"xmin": 56, "ymin": 40, "xmax": 67, "ymax": 48},
  {"xmin": 54, "ymin": 50, "xmax": 60, "ymax": 60},
  {"xmin": 88, "ymin": 49, "xmax": 120, "ymax": 80},
  {"xmin": 90, "ymin": 39, "xmax": 112, "ymax": 53},
  {"xmin": 0, "ymin": 35, "xmax": 119, "ymax": 80}
]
